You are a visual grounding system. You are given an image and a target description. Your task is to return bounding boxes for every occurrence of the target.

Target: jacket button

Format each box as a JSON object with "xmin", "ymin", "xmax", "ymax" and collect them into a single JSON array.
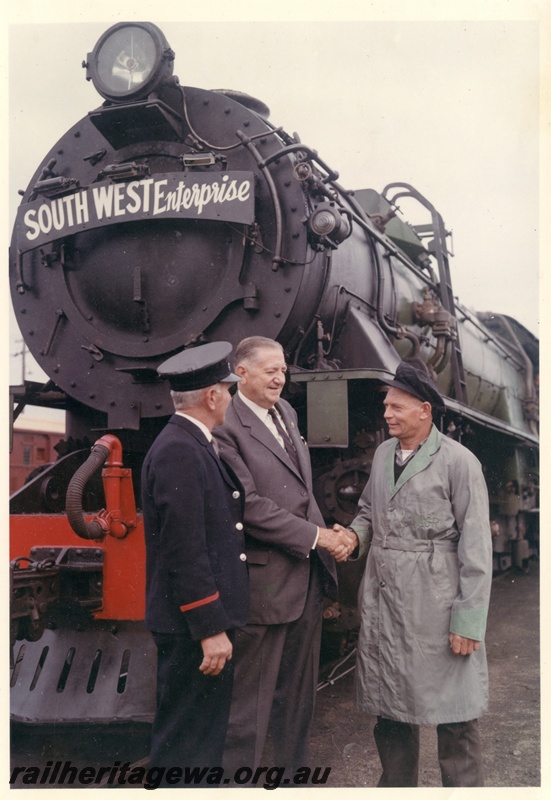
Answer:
[
  {"xmin": 235, "ymin": 522, "xmax": 244, "ymax": 531},
  {"xmin": 239, "ymin": 553, "xmax": 247, "ymax": 561},
  {"xmin": 232, "ymin": 490, "xmax": 240, "ymax": 499},
  {"xmin": 379, "ymin": 580, "xmax": 386, "ymax": 588}
]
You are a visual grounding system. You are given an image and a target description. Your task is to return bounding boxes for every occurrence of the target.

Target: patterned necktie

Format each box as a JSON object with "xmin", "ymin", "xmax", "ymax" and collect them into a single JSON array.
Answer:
[{"xmin": 268, "ymin": 408, "xmax": 301, "ymax": 473}]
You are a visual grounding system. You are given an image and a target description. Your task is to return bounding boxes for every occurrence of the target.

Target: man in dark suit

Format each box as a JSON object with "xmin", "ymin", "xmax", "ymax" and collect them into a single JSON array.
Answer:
[
  {"xmin": 214, "ymin": 336, "xmax": 351, "ymax": 773},
  {"xmin": 142, "ymin": 342, "xmax": 249, "ymax": 778}
]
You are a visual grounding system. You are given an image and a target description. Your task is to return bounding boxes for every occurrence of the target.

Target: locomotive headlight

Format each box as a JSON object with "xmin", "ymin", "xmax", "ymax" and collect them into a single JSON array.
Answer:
[
  {"xmin": 85, "ymin": 22, "xmax": 174, "ymax": 102},
  {"xmin": 310, "ymin": 207, "xmax": 339, "ymax": 236},
  {"xmin": 308, "ymin": 202, "xmax": 352, "ymax": 248}
]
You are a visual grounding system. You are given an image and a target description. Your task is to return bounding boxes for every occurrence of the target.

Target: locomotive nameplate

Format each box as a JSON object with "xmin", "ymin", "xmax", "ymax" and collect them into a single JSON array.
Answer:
[{"xmin": 17, "ymin": 171, "xmax": 255, "ymax": 251}]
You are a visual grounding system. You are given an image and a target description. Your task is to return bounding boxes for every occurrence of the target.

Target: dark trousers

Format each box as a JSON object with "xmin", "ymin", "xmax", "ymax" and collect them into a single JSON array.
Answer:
[
  {"xmin": 223, "ymin": 563, "xmax": 324, "ymax": 773},
  {"xmin": 150, "ymin": 632, "xmax": 234, "ymax": 780},
  {"xmin": 374, "ymin": 716, "xmax": 484, "ymax": 787}
]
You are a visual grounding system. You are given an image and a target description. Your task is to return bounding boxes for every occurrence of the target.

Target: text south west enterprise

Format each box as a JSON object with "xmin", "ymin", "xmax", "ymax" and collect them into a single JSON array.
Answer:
[{"xmin": 18, "ymin": 172, "xmax": 255, "ymax": 250}]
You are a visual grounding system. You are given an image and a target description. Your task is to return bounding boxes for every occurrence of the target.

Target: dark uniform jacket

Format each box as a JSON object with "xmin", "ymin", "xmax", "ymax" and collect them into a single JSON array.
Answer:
[
  {"xmin": 214, "ymin": 394, "xmax": 337, "ymax": 625},
  {"xmin": 142, "ymin": 414, "xmax": 249, "ymax": 639}
]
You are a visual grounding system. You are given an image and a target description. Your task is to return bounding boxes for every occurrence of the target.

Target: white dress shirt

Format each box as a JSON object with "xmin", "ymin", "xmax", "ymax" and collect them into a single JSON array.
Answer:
[
  {"xmin": 236, "ymin": 390, "xmax": 319, "ymax": 549},
  {"xmin": 238, "ymin": 390, "xmax": 290, "ymax": 447}
]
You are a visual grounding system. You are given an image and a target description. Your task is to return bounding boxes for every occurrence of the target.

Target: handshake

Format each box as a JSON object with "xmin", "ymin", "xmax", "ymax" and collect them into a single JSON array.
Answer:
[{"xmin": 317, "ymin": 525, "xmax": 359, "ymax": 563}]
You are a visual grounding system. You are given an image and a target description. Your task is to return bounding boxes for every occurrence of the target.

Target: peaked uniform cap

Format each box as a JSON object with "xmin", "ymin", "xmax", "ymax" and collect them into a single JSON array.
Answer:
[
  {"xmin": 158, "ymin": 342, "xmax": 241, "ymax": 391},
  {"xmin": 385, "ymin": 360, "xmax": 446, "ymax": 418}
]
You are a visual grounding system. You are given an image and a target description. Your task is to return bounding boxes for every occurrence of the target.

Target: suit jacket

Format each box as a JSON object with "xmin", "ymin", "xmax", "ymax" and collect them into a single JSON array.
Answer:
[
  {"xmin": 214, "ymin": 394, "xmax": 337, "ymax": 625},
  {"xmin": 141, "ymin": 414, "xmax": 249, "ymax": 639}
]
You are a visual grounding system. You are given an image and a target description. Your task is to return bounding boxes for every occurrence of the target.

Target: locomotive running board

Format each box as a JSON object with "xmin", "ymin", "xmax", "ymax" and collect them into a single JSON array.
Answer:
[{"xmin": 10, "ymin": 621, "xmax": 156, "ymax": 725}]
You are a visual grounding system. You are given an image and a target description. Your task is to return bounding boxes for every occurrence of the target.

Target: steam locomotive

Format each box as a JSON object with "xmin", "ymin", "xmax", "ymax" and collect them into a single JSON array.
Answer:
[{"xmin": 10, "ymin": 21, "xmax": 538, "ymax": 726}]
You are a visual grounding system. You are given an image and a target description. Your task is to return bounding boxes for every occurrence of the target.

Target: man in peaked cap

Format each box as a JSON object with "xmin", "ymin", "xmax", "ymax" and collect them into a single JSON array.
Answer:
[
  {"xmin": 142, "ymin": 342, "xmax": 249, "ymax": 781},
  {"xmin": 337, "ymin": 358, "xmax": 493, "ymax": 787}
]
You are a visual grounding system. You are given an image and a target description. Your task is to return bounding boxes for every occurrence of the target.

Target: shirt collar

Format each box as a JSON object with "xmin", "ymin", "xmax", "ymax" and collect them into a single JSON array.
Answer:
[
  {"xmin": 238, "ymin": 389, "xmax": 274, "ymax": 422},
  {"xmin": 175, "ymin": 411, "xmax": 212, "ymax": 442},
  {"xmin": 395, "ymin": 436, "xmax": 428, "ymax": 466}
]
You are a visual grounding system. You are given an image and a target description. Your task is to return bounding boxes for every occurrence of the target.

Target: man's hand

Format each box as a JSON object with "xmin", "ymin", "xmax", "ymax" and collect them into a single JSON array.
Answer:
[
  {"xmin": 449, "ymin": 633, "xmax": 480, "ymax": 656},
  {"xmin": 317, "ymin": 526, "xmax": 359, "ymax": 562},
  {"xmin": 199, "ymin": 632, "xmax": 233, "ymax": 675},
  {"xmin": 331, "ymin": 524, "xmax": 359, "ymax": 561},
  {"xmin": 333, "ymin": 524, "xmax": 359, "ymax": 557}
]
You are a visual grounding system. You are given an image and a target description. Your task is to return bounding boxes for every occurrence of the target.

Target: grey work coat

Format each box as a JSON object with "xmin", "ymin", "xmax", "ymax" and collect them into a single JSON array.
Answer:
[{"xmin": 350, "ymin": 425, "xmax": 492, "ymax": 725}]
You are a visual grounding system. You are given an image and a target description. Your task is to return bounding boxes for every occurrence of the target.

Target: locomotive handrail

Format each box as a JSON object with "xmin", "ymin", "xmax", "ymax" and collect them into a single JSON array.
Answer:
[
  {"xmin": 334, "ymin": 186, "xmax": 438, "ymax": 289},
  {"xmin": 256, "ymin": 141, "xmax": 428, "ymax": 293},
  {"xmin": 180, "ymin": 84, "xmax": 283, "ymax": 152},
  {"xmin": 259, "ymin": 143, "xmax": 340, "ymax": 184},
  {"xmin": 236, "ymin": 129, "xmax": 284, "ymax": 271},
  {"xmin": 258, "ymin": 149, "xmax": 440, "ymax": 294}
]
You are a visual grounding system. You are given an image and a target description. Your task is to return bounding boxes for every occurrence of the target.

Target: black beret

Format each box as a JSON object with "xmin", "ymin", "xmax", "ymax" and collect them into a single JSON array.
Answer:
[
  {"xmin": 385, "ymin": 360, "xmax": 446, "ymax": 418},
  {"xmin": 158, "ymin": 342, "xmax": 241, "ymax": 392}
]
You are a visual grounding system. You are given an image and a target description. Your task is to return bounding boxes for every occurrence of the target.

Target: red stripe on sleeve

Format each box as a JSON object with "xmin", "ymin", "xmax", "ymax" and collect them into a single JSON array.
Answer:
[{"xmin": 179, "ymin": 591, "xmax": 220, "ymax": 613}]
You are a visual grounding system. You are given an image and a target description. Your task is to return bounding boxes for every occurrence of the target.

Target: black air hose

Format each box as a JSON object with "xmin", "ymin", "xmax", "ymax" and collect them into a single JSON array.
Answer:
[{"xmin": 66, "ymin": 443, "xmax": 110, "ymax": 540}]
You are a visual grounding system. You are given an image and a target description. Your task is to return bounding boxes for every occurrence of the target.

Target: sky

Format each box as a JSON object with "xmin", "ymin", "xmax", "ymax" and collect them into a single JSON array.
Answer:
[{"xmin": 3, "ymin": 1, "xmax": 547, "ymax": 393}]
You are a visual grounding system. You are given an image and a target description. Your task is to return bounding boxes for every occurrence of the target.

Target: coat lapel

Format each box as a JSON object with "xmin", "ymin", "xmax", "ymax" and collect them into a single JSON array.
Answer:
[
  {"xmin": 234, "ymin": 395, "xmax": 306, "ymax": 482},
  {"xmin": 388, "ymin": 425, "xmax": 442, "ymax": 498}
]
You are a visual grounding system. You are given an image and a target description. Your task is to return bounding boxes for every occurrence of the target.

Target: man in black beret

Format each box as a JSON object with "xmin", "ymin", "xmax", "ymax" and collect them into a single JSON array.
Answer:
[
  {"xmin": 384, "ymin": 357, "xmax": 447, "ymax": 421},
  {"xmin": 337, "ymin": 358, "xmax": 492, "ymax": 787},
  {"xmin": 142, "ymin": 342, "xmax": 249, "ymax": 782}
]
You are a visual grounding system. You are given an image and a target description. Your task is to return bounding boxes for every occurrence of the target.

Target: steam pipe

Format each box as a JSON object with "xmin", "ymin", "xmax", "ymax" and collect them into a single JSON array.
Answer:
[{"xmin": 66, "ymin": 441, "xmax": 111, "ymax": 540}]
